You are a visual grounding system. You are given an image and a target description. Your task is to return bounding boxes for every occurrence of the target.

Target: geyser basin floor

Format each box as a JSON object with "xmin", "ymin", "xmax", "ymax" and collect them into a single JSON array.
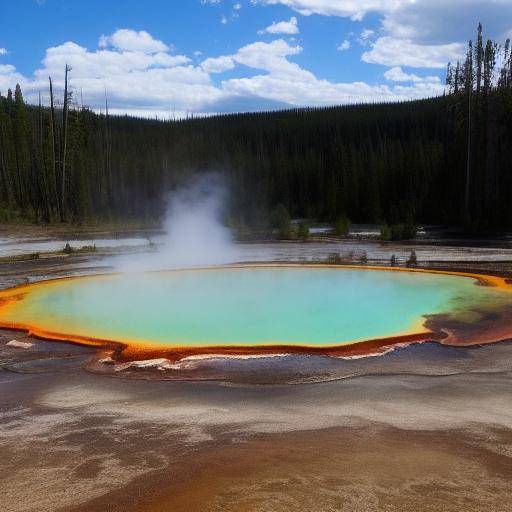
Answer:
[{"xmin": 0, "ymin": 265, "xmax": 511, "ymax": 361}]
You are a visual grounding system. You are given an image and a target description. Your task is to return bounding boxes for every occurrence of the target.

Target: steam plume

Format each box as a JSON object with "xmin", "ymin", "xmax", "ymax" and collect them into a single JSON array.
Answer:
[{"xmin": 116, "ymin": 174, "xmax": 238, "ymax": 271}]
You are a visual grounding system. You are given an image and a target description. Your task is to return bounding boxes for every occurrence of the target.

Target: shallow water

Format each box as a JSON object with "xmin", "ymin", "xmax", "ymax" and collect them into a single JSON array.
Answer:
[{"xmin": 0, "ymin": 267, "xmax": 496, "ymax": 347}]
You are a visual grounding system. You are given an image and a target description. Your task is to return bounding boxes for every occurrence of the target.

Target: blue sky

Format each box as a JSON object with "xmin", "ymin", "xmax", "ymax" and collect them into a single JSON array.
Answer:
[{"xmin": 0, "ymin": 0, "xmax": 511, "ymax": 116}]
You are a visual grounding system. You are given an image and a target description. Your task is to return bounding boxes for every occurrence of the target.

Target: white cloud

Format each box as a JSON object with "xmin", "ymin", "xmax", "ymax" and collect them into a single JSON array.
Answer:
[
  {"xmin": 259, "ymin": 16, "xmax": 299, "ymax": 35},
  {"xmin": 360, "ymin": 28, "xmax": 375, "ymax": 39},
  {"xmin": 338, "ymin": 40, "xmax": 350, "ymax": 51},
  {"xmin": 0, "ymin": 29, "xmax": 446, "ymax": 117},
  {"xmin": 362, "ymin": 37, "xmax": 465, "ymax": 68},
  {"xmin": 234, "ymin": 2, "xmax": 242, "ymax": 9},
  {"xmin": 222, "ymin": 73, "xmax": 443, "ymax": 107},
  {"xmin": 205, "ymin": 39, "xmax": 308, "ymax": 77},
  {"xmin": 252, "ymin": 1, "xmax": 411, "ymax": 20},
  {"xmin": 384, "ymin": 66, "xmax": 440, "ymax": 83},
  {"xmin": 253, "ymin": 0, "xmax": 512, "ymax": 39},
  {"xmin": 232, "ymin": 39, "xmax": 309, "ymax": 80},
  {"xmin": 99, "ymin": 29, "xmax": 168, "ymax": 54},
  {"xmin": 380, "ymin": 0, "xmax": 512, "ymax": 44},
  {"xmin": 201, "ymin": 55, "xmax": 236, "ymax": 73},
  {"xmin": 0, "ymin": 64, "xmax": 27, "ymax": 97},
  {"xmin": 36, "ymin": 41, "xmax": 190, "ymax": 79},
  {"xmin": 0, "ymin": 64, "xmax": 17, "ymax": 74},
  {"xmin": 358, "ymin": 28, "xmax": 375, "ymax": 44},
  {"xmin": 384, "ymin": 66, "xmax": 420, "ymax": 82},
  {"xmin": 213, "ymin": 38, "xmax": 443, "ymax": 107},
  {"xmin": 14, "ymin": 35, "xmax": 213, "ymax": 115},
  {"xmin": 0, "ymin": 48, "xmax": 8, "ymax": 55},
  {"xmin": 254, "ymin": 0, "xmax": 512, "ymax": 76}
]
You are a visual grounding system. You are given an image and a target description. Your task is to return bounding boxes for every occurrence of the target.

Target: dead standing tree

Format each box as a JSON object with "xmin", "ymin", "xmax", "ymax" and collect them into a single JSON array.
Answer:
[
  {"xmin": 48, "ymin": 75, "xmax": 64, "ymax": 220},
  {"xmin": 104, "ymin": 89, "xmax": 114, "ymax": 212},
  {"xmin": 48, "ymin": 65, "xmax": 71, "ymax": 222},
  {"xmin": 60, "ymin": 64, "xmax": 71, "ymax": 222}
]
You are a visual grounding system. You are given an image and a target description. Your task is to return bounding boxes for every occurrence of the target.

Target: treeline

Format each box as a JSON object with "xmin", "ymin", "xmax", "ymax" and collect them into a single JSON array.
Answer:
[
  {"xmin": 445, "ymin": 23, "xmax": 512, "ymax": 230},
  {"xmin": 0, "ymin": 25, "xmax": 511, "ymax": 232}
]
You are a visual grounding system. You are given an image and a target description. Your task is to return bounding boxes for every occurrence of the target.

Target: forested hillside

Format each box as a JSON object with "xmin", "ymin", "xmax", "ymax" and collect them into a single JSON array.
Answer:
[{"xmin": 0, "ymin": 26, "xmax": 511, "ymax": 232}]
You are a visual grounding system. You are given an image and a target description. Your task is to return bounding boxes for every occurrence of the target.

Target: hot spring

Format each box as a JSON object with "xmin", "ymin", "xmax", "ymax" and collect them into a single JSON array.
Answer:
[{"xmin": 1, "ymin": 265, "xmax": 511, "ymax": 360}]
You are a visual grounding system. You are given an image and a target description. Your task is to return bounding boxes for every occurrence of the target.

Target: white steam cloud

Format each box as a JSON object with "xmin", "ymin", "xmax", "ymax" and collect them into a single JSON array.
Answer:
[{"xmin": 116, "ymin": 174, "xmax": 239, "ymax": 271}]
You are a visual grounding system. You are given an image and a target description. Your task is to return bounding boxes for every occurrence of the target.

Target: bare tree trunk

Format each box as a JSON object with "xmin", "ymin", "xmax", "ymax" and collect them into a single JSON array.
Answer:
[
  {"xmin": 104, "ymin": 90, "xmax": 114, "ymax": 213},
  {"xmin": 49, "ymin": 76, "xmax": 59, "ymax": 219},
  {"xmin": 60, "ymin": 64, "xmax": 70, "ymax": 222},
  {"xmin": 464, "ymin": 86, "xmax": 472, "ymax": 217},
  {"xmin": 38, "ymin": 92, "xmax": 50, "ymax": 222}
]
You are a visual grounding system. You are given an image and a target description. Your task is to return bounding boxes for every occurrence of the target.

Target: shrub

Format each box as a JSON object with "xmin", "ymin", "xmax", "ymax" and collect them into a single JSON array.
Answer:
[
  {"xmin": 77, "ymin": 245, "xmax": 97, "ymax": 253},
  {"xmin": 298, "ymin": 221, "xmax": 310, "ymax": 240},
  {"xmin": 333, "ymin": 215, "xmax": 351, "ymax": 236},
  {"xmin": 380, "ymin": 223, "xmax": 391, "ymax": 241},
  {"xmin": 401, "ymin": 221, "xmax": 418, "ymax": 240},
  {"xmin": 271, "ymin": 204, "xmax": 292, "ymax": 239},
  {"xmin": 406, "ymin": 250, "xmax": 418, "ymax": 267},
  {"xmin": 326, "ymin": 253, "xmax": 342, "ymax": 265},
  {"xmin": 389, "ymin": 222, "xmax": 417, "ymax": 241},
  {"xmin": 63, "ymin": 243, "xmax": 74, "ymax": 254}
]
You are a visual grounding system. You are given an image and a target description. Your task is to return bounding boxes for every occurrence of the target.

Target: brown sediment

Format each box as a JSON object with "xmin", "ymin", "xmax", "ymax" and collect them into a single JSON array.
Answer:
[
  {"xmin": 5, "ymin": 342, "xmax": 512, "ymax": 512},
  {"xmin": 117, "ymin": 331, "xmax": 442, "ymax": 362},
  {"xmin": 426, "ymin": 304, "xmax": 512, "ymax": 346},
  {"xmin": 0, "ymin": 264, "xmax": 511, "ymax": 364},
  {"xmin": 68, "ymin": 426, "xmax": 512, "ymax": 512},
  {"xmin": 0, "ymin": 321, "xmax": 439, "ymax": 363}
]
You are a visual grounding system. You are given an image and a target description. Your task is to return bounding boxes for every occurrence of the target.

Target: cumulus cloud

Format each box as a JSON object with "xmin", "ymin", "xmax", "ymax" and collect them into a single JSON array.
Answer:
[
  {"xmin": 3, "ymin": 30, "xmax": 215, "ymax": 116},
  {"xmin": 380, "ymin": 0, "xmax": 512, "ymax": 44},
  {"xmin": 338, "ymin": 40, "xmax": 350, "ymax": 51},
  {"xmin": 259, "ymin": 16, "xmax": 299, "ymax": 35},
  {"xmin": 252, "ymin": 0, "xmax": 410, "ymax": 20},
  {"xmin": 0, "ymin": 64, "xmax": 16, "ymax": 73},
  {"xmin": 201, "ymin": 55, "xmax": 236, "ymax": 73},
  {"xmin": 358, "ymin": 28, "xmax": 375, "ymax": 45},
  {"xmin": 233, "ymin": 39, "xmax": 305, "ymax": 76},
  {"xmin": 252, "ymin": 0, "xmax": 512, "ymax": 45},
  {"xmin": 384, "ymin": 66, "xmax": 440, "ymax": 83},
  {"xmin": 0, "ymin": 28, "xmax": 446, "ymax": 117},
  {"xmin": 253, "ymin": 0, "xmax": 512, "ymax": 41},
  {"xmin": 222, "ymin": 72, "xmax": 442, "ymax": 107},
  {"xmin": 98, "ymin": 29, "xmax": 169, "ymax": 53},
  {"xmin": 212, "ymin": 38, "xmax": 443, "ymax": 106},
  {"xmin": 362, "ymin": 37, "xmax": 465, "ymax": 68},
  {"xmin": 0, "ymin": 64, "xmax": 26, "ymax": 97},
  {"xmin": 36, "ymin": 41, "xmax": 191, "ymax": 80},
  {"xmin": 254, "ymin": 0, "xmax": 512, "ymax": 75}
]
